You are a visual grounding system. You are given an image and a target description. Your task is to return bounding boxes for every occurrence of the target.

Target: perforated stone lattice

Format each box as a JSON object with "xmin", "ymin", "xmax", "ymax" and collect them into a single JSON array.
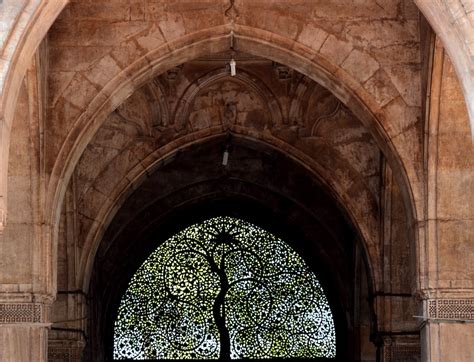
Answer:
[{"xmin": 113, "ymin": 216, "xmax": 336, "ymax": 360}]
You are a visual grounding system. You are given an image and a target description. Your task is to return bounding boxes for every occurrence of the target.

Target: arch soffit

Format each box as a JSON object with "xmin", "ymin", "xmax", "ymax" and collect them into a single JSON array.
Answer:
[
  {"xmin": 78, "ymin": 130, "xmax": 380, "ymax": 295},
  {"xmin": 414, "ymin": 0, "xmax": 474, "ymax": 138},
  {"xmin": 0, "ymin": 0, "xmax": 68, "ymax": 126},
  {"xmin": 36, "ymin": 27, "xmax": 422, "ymax": 297},
  {"xmin": 0, "ymin": 0, "xmax": 67, "ymax": 221},
  {"xmin": 45, "ymin": 26, "xmax": 419, "ymax": 243}
]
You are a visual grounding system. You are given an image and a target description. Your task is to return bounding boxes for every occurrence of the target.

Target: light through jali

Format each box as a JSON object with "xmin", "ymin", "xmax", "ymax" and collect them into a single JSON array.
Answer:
[{"xmin": 114, "ymin": 216, "xmax": 336, "ymax": 359}]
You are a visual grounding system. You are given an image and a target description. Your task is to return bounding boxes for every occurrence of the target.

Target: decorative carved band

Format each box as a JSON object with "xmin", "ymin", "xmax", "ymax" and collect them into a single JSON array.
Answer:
[
  {"xmin": 391, "ymin": 345, "xmax": 420, "ymax": 362},
  {"xmin": 48, "ymin": 340, "xmax": 84, "ymax": 362},
  {"xmin": 427, "ymin": 299, "xmax": 473, "ymax": 320},
  {"xmin": 382, "ymin": 336, "xmax": 420, "ymax": 362},
  {"xmin": 0, "ymin": 303, "xmax": 46, "ymax": 323},
  {"xmin": 48, "ymin": 347, "xmax": 82, "ymax": 362}
]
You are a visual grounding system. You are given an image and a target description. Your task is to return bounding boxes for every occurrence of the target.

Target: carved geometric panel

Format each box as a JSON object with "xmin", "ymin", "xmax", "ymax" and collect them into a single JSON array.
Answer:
[
  {"xmin": 0, "ymin": 303, "xmax": 44, "ymax": 323},
  {"xmin": 427, "ymin": 299, "xmax": 473, "ymax": 320}
]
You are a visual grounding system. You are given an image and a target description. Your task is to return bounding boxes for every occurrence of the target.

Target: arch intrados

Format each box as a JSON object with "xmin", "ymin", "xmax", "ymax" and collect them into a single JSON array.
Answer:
[
  {"xmin": 100, "ymin": 181, "xmax": 352, "ymax": 300},
  {"xmin": 79, "ymin": 131, "xmax": 378, "ymax": 296},
  {"xmin": 414, "ymin": 0, "xmax": 474, "ymax": 138},
  {"xmin": 1, "ymin": 1, "xmax": 68, "ymax": 127},
  {"xmin": 46, "ymin": 27, "xmax": 417, "ymax": 253}
]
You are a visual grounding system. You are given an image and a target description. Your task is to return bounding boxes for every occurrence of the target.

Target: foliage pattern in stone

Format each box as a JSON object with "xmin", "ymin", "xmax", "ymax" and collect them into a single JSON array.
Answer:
[{"xmin": 113, "ymin": 216, "xmax": 336, "ymax": 359}]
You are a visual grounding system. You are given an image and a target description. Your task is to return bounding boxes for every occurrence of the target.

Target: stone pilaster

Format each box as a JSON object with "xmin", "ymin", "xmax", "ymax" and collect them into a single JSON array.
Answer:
[
  {"xmin": 0, "ymin": 294, "xmax": 52, "ymax": 361},
  {"xmin": 48, "ymin": 291, "xmax": 87, "ymax": 362},
  {"xmin": 420, "ymin": 296, "xmax": 474, "ymax": 362}
]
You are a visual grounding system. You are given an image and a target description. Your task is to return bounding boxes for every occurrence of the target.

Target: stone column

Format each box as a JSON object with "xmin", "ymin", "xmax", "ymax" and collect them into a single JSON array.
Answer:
[
  {"xmin": 419, "ymin": 34, "xmax": 474, "ymax": 362},
  {"xmin": 420, "ymin": 297, "xmax": 474, "ymax": 362},
  {"xmin": 0, "ymin": 295, "xmax": 52, "ymax": 361},
  {"xmin": 48, "ymin": 291, "xmax": 87, "ymax": 362}
]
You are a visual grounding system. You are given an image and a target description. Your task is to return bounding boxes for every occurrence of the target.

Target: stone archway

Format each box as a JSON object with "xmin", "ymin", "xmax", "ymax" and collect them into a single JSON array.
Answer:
[
  {"xmin": 0, "ymin": 2, "xmax": 472, "ymax": 361},
  {"xmin": 42, "ymin": 31, "xmax": 419, "ymax": 301},
  {"xmin": 49, "ymin": 48, "xmax": 416, "ymax": 360}
]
